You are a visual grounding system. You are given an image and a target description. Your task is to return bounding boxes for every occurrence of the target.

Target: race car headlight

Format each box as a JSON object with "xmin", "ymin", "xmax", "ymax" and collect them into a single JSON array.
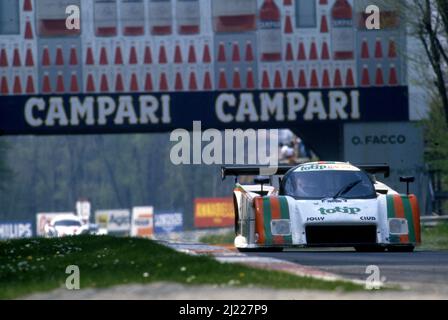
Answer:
[
  {"xmin": 271, "ymin": 219, "xmax": 291, "ymax": 236},
  {"xmin": 234, "ymin": 235, "xmax": 248, "ymax": 248},
  {"xmin": 388, "ymin": 218, "xmax": 409, "ymax": 235}
]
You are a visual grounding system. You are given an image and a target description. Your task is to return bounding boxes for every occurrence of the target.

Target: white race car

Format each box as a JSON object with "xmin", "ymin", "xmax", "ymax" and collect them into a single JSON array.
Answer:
[
  {"xmin": 44, "ymin": 214, "xmax": 88, "ymax": 238},
  {"xmin": 223, "ymin": 162, "xmax": 421, "ymax": 252}
]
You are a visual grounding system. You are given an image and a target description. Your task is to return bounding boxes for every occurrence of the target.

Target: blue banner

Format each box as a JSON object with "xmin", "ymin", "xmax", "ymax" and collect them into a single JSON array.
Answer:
[
  {"xmin": 154, "ymin": 213, "xmax": 183, "ymax": 234},
  {"xmin": 0, "ymin": 221, "xmax": 33, "ymax": 239},
  {"xmin": 0, "ymin": 87, "xmax": 408, "ymax": 135}
]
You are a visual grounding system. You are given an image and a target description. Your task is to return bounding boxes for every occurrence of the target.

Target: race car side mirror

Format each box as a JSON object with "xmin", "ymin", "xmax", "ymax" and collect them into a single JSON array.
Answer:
[
  {"xmin": 254, "ymin": 177, "xmax": 270, "ymax": 185},
  {"xmin": 254, "ymin": 177, "xmax": 270, "ymax": 194},
  {"xmin": 400, "ymin": 176, "xmax": 415, "ymax": 195}
]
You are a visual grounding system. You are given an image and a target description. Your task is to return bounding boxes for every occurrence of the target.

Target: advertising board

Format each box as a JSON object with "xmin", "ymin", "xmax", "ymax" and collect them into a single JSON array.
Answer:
[{"xmin": 194, "ymin": 198, "xmax": 234, "ymax": 228}]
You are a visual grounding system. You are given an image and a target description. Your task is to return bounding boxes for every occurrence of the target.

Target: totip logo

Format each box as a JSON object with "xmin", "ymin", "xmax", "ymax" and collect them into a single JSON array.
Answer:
[
  {"xmin": 319, "ymin": 207, "xmax": 361, "ymax": 215},
  {"xmin": 297, "ymin": 164, "xmax": 328, "ymax": 171}
]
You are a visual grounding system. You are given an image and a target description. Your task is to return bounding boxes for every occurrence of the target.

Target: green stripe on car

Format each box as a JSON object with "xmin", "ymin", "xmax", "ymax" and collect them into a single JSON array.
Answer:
[
  {"xmin": 401, "ymin": 196, "xmax": 416, "ymax": 243},
  {"xmin": 262, "ymin": 198, "xmax": 273, "ymax": 245},
  {"xmin": 279, "ymin": 197, "xmax": 293, "ymax": 244},
  {"xmin": 386, "ymin": 195, "xmax": 400, "ymax": 244}
]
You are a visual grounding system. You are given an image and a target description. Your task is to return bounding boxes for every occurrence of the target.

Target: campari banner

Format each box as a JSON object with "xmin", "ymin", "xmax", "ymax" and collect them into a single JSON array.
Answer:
[{"xmin": 0, "ymin": 0, "xmax": 408, "ymax": 135}]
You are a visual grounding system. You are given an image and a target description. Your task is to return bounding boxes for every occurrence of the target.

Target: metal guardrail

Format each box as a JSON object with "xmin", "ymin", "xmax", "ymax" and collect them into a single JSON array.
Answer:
[{"xmin": 421, "ymin": 215, "xmax": 448, "ymax": 226}]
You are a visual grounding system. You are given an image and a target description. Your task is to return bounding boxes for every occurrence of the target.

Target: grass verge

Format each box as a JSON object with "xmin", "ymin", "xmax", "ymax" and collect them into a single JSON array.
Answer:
[
  {"xmin": 421, "ymin": 223, "xmax": 448, "ymax": 250},
  {"xmin": 0, "ymin": 235, "xmax": 363, "ymax": 299},
  {"xmin": 199, "ymin": 232, "xmax": 235, "ymax": 245}
]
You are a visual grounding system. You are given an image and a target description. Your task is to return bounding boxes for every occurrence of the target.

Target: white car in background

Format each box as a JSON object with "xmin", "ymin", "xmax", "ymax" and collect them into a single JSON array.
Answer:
[{"xmin": 44, "ymin": 215, "xmax": 88, "ymax": 237}]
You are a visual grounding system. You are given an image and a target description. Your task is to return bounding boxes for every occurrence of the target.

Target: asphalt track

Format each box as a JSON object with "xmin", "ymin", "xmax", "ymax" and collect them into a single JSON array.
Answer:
[{"xmin": 247, "ymin": 250, "xmax": 448, "ymax": 290}]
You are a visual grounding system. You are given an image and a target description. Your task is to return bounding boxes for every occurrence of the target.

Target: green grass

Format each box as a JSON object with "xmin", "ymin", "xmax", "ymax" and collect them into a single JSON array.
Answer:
[
  {"xmin": 0, "ymin": 236, "xmax": 363, "ymax": 299},
  {"xmin": 200, "ymin": 232, "xmax": 235, "ymax": 245},
  {"xmin": 421, "ymin": 223, "xmax": 448, "ymax": 250}
]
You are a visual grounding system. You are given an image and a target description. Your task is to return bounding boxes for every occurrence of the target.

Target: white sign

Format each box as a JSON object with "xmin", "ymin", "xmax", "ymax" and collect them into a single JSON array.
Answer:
[
  {"xmin": 95, "ymin": 210, "xmax": 131, "ymax": 234},
  {"xmin": 131, "ymin": 206, "xmax": 154, "ymax": 238},
  {"xmin": 36, "ymin": 212, "xmax": 73, "ymax": 236},
  {"xmin": 76, "ymin": 200, "xmax": 91, "ymax": 221}
]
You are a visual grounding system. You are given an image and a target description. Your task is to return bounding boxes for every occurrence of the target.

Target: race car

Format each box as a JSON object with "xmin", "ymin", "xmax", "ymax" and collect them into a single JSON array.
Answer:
[
  {"xmin": 44, "ymin": 214, "xmax": 89, "ymax": 238},
  {"xmin": 222, "ymin": 162, "xmax": 421, "ymax": 252}
]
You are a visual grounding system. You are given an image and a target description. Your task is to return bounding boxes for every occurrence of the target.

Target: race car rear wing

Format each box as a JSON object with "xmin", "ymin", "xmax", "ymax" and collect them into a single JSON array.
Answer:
[
  {"xmin": 221, "ymin": 166, "xmax": 293, "ymax": 180},
  {"xmin": 221, "ymin": 164, "xmax": 390, "ymax": 180}
]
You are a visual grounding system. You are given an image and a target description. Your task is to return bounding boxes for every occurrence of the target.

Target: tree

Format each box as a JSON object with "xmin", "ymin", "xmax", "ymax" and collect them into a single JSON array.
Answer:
[
  {"xmin": 0, "ymin": 134, "xmax": 233, "ymax": 226},
  {"xmin": 424, "ymin": 99, "xmax": 448, "ymax": 172},
  {"xmin": 405, "ymin": 0, "xmax": 448, "ymax": 124},
  {"xmin": 399, "ymin": 0, "xmax": 448, "ymax": 212}
]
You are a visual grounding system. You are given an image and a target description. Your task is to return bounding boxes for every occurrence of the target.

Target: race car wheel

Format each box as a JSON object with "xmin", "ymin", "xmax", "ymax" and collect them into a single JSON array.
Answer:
[
  {"xmin": 354, "ymin": 245, "xmax": 386, "ymax": 253},
  {"xmin": 237, "ymin": 247, "xmax": 284, "ymax": 253},
  {"xmin": 387, "ymin": 245, "xmax": 415, "ymax": 252}
]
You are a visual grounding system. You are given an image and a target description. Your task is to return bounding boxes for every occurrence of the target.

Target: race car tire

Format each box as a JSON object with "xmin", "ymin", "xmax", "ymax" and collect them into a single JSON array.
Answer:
[
  {"xmin": 237, "ymin": 247, "xmax": 284, "ymax": 253},
  {"xmin": 354, "ymin": 245, "xmax": 386, "ymax": 253},
  {"xmin": 387, "ymin": 245, "xmax": 415, "ymax": 252}
]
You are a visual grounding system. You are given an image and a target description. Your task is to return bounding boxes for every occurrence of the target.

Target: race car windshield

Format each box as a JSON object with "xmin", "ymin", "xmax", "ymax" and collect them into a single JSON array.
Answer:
[
  {"xmin": 54, "ymin": 220, "xmax": 82, "ymax": 227},
  {"xmin": 281, "ymin": 170, "xmax": 376, "ymax": 200}
]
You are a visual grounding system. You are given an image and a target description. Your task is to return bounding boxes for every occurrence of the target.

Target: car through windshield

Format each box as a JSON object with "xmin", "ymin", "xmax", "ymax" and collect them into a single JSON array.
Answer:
[
  {"xmin": 281, "ymin": 170, "xmax": 376, "ymax": 200},
  {"xmin": 54, "ymin": 220, "xmax": 82, "ymax": 227}
]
